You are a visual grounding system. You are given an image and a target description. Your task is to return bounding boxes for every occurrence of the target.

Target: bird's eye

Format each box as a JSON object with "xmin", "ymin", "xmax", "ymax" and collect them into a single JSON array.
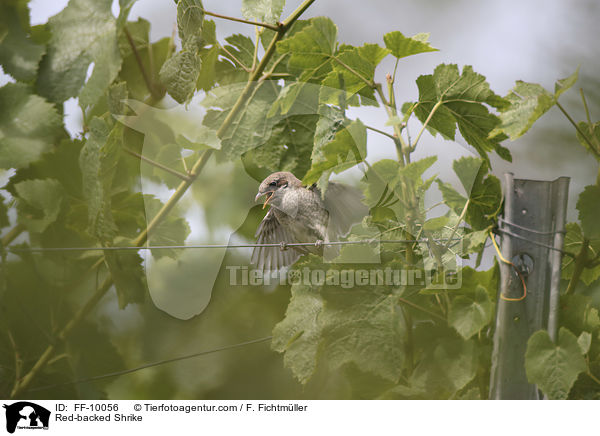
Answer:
[{"xmin": 269, "ymin": 181, "xmax": 277, "ymax": 187}]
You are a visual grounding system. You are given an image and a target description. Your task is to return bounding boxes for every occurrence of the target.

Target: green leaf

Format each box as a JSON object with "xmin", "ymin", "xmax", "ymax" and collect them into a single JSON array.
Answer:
[
  {"xmin": 491, "ymin": 69, "xmax": 579, "ymax": 140},
  {"xmin": 118, "ymin": 19, "xmax": 169, "ymax": 100},
  {"xmin": 176, "ymin": 0, "xmax": 204, "ymax": 44},
  {"xmin": 0, "ymin": 194, "xmax": 8, "ymax": 229},
  {"xmin": 14, "ymin": 178, "xmax": 65, "ymax": 233},
  {"xmin": 143, "ymin": 195, "xmax": 191, "ymax": 260},
  {"xmin": 303, "ymin": 119, "xmax": 367, "ymax": 187},
  {"xmin": 36, "ymin": 0, "xmax": 122, "ymax": 110},
  {"xmin": 453, "ymin": 156, "xmax": 484, "ymax": 195},
  {"xmin": 319, "ymin": 268, "xmax": 406, "ymax": 382},
  {"xmin": 159, "ymin": 0, "xmax": 205, "ymax": 103},
  {"xmin": 414, "ymin": 64, "xmax": 508, "ymax": 162},
  {"xmin": 202, "ymin": 82, "xmax": 279, "ymax": 159},
  {"xmin": 562, "ymin": 223, "xmax": 600, "ymax": 285},
  {"xmin": 79, "ymin": 117, "xmax": 123, "ymax": 241},
  {"xmin": 0, "ymin": 83, "xmax": 63, "ymax": 169},
  {"xmin": 448, "ymin": 286, "xmax": 493, "ymax": 339},
  {"xmin": 272, "ymin": 283, "xmax": 324, "ymax": 384},
  {"xmin": 525, "ymin": 328, "xmax": 587, "ymax": 400},
  {"xmin": 104, "ymin": 249, "xmax": 146, "ymax": 309},
  {"xmin": 242, "ymin": 0, "xmax": 285, "ymax": 24},
  {"xmin": 160, "ymin": 50, "xmax": 202, "ymax": 104},
  {"xmin": 577, "ymin": 185, "xmax": 600, "ymax": 239},
  {"xmin": 277, "ymin": 17, "xmax": 337, "ymax": 82},
  {"xmin": 0, "ymin": 1, "xmax": 45, "ymax": 81},
  {"xmin": 383, "ymin": 31, "xmax": 438, "ymax": 59},
  {"xmin": 357, "ymin": 43, "xmax": 391, "ymax": 66},
  {"xmin": 575, "ymin": 121, "xmax": 600, "ymax": 157},
  {"xmin": 560, "ymin": 294, "xmax": 600, "ymax": 335},
  {"xmin": 245, "ymin": 114, "xmax": 319, "ymax": 178},
  {"xmin": 578, "ymin": 332, "xmax": 592, "ymax": 355},
  {"xmin": 409, "ymin": 328, "xmax": 478, "ymax": 398}
]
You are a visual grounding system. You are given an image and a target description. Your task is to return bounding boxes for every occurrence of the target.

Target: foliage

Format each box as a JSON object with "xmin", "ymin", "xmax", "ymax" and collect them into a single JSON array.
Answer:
[{"xmin": 0, "ymin": 0, "xmax": 598, "ymax": 401}]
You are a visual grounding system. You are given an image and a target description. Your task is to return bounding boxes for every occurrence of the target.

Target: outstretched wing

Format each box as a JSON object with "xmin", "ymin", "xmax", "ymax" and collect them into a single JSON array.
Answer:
[
  {"xmin": 322, "ymin": 182, "xmax": 369, "ymax": 238},
  {"xmin": 251, "ymin": 209, "xmax": 300, "ymax": 271}
]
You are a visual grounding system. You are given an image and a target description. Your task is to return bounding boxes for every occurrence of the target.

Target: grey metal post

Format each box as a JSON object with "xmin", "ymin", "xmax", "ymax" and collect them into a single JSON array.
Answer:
[{"xmin": 489, "ymin": 174, "xmax": 570, "ymax": 400}]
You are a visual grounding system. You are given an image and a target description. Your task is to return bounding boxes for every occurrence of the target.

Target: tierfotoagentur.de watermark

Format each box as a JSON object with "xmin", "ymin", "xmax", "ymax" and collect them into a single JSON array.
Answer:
[{"xmin": 226, "ymin": 266, "xmax": 462, "ymax": 289}]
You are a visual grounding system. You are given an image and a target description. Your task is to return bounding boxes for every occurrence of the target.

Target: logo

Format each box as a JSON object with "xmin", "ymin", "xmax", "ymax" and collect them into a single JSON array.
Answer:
[{"xmin": 3, "ymin": 402, "xmax": 50, "ymax": 434}]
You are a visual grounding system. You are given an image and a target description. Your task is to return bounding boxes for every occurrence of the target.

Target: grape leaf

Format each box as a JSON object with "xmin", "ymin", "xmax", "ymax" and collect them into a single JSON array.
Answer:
[
  {"xmin": 491, "ymin": 69, "xmax": 579, "ymax": 140},
  {"xmin": 0, "ymin": 83, "xmax": 63, "ymax": 169},
  {"xmin": 277, "ymin": 16, "xmax": 337, "ymax": 82},
  {"xmin": 562, "ymin": 223, "xmax": 600, "ymax": 285},
  {"xmin": 79, "ymin": 117, "xmax": 123, "ymax": 241},
  {"xmin": 575, "ymin": 121, "xmax": 600, "ymax": 158},
  {"xmin": 413, "ymin": 64, "xmax": 509, "ymax": 162},
  {"xmin": 0, "ymin": 0, "xmax": 45, "ymax": 81},
  {"xmin": 577, "ymin": 184, "xmax": 600, "ymax": 239},
  {"xmin": 448, "ymin": 286, "xmax": 493, "ymax": 339},
  {"xmin": 303, "ymin": 119, "xmax": 367, "ymax": 186},
  {"xmin": 272, "ymin": 283, "xmax": 324, "ymax": 384},
  {"xmin": 159, "ymin": 0, "xmax": 205, "ymax": 103},
  {"xmin": 383, "ymin": 31, "xmax": 438, "ymax": 59},
  {"xmin": 14, "ymin": 178, "xmax": 65, "ymax": 233},
  {"xmin": 143, "ymin": 195, "xmax": 191, "ymax": 260},
  {"xmin": 104, "ymin": 248, "xmax": 146, "ymax": 309},
  {"xmin": 525, "ymin": 327, "xmax": 586, "ymax": 400},
  {"xmin": 36, "ymin": 0, "xmax": 122, "ymax": 110},
  {"xmin": 242, "ymin": 0, "xmax": 285, "ymax": 24},
  {"xmin": 578, "ymin": 332, "xmax": 592, "ymax": 355}
]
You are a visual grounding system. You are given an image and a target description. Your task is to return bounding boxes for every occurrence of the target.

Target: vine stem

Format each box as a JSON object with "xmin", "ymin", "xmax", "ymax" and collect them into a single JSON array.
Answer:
[
  {"xmin": 9, "ymin": 0, "xmax": 316, "ymax": 399},
  {"xmin": 565, "ymin": 238, "xmax": 589, "ymax": 295},
  {"xmin": 123, "ymin": 147, "xmax": 192, "ymax": 182},
  {"xmin": 202, "ymin": 9, "xmax": 280, "ymax": 32},
  {"xmin": 556, "ymin": 101, "xmax": 600, "ymax": 160},
  {"xmin": 1, "ymin": 223, "xmax": 24, "ymax": 247},
  {"xmin": 398, "ymin": 297, "xmax": 446, "ymax": 322},
  {"xmin": 124, "ymin": 27, "xmax": 161, "ymax": 100},
  {"xmin": 412, "ymin": 100, "xmax": 443, "ymax": 149}
]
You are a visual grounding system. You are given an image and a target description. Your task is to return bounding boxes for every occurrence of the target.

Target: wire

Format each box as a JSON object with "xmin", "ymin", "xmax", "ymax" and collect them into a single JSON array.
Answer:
[
  {"xmin": 26, "ymin": 336, "xmax": 273, "ymax": 393},
  {"xmin": 494, "ymin": 227, "xmax": 574, "ymax": 258},
  {"xmin": 3, "ymin": 238, "xmax": 463, "ymax": 253},
  {"xmin": 489, "ymin": 231, "xmax": 527, "ymax": 302},
  {"xmin": 498, "ymin": 217, "xmax": 566, "ymax": 236}
]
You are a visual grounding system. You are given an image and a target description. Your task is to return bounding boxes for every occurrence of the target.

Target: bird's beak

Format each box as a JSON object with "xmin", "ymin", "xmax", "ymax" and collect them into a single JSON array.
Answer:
[{"xmin": 255, "ymin": 190, "xmax": 274, "ymax": 209}]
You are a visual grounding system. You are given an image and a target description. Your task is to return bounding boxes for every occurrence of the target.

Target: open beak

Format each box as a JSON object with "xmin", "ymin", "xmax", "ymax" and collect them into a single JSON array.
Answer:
[{"xmin": 255, "ymin": 191, "xmax": 274, "ymax": 209}]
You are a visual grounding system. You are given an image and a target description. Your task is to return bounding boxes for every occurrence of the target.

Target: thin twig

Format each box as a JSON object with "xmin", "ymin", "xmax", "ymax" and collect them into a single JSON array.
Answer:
[
  {"xmin": 413, "ymin": 100, "xmax": 443, "ymax": 149},
  {"xmin": 219, "ymin": 44, "xmax": 251, "ymax": 72},
  {"xmin": 1, "ymin": 223, "xmax": 25, "ymax": 247},
  {"xmin": 124, "ymin": 27, "xmax": 160, "ymax": 100},
  {"xmin": 398, "ymin": 297, "xmax": 446, "ymax": 322},
  {"xmin": 365, "ymin": 125, "xmax": 397, "ymax": 142},
  {"xmin": 26, "ymin": 337, "xmax": 272, "ymax": 393},
  {"xmin": 203, "ymin": 9, "xmax": 280, "ymax": 32},
  {"xmin": 580, "ymin": 88, "xmax": 593, "ymax": 125},
  {"xmin": 556, "ymin": 101, "xmax": 600, "ymax": 159},
  {"xmin": 124, "ymin": 147, "xmax": 192, "ymax": 182}
]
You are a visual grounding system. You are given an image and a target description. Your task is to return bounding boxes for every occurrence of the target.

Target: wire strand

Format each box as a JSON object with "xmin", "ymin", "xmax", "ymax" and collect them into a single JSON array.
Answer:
[
  {"xmin": 25, "ymin": 336, "xmax": 273, "ymax": 393},
  {"xmin": 3, "ymin": 238, "xmax": 462, "ymax": 253}
]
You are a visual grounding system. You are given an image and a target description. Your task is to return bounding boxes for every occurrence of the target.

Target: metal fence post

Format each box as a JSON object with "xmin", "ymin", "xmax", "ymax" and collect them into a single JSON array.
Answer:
[{"xmin": 489, "ymin": 173, "xmax": 570, "ymax": 400}]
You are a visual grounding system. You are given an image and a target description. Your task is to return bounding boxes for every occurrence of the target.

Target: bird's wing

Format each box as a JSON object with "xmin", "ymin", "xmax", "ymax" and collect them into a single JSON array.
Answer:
[
  {"xmin": 321, "ymin": 182, "xmax": 369, "ymax": 238},
  {"xmin": 251, "ymin": 209, "xmax": 300, "ymax": 271}
]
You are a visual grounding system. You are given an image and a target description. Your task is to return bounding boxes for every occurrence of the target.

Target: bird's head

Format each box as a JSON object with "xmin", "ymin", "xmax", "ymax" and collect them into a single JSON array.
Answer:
[{"xmin": 255, "ymin": 171, "xmax": 302, "ymax": 209}]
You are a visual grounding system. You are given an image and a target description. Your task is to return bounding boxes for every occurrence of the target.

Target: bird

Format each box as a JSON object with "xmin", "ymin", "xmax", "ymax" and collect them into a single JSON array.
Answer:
[{"xmin": 251, "ymin": 171, "xmax": 367, "ymax": 271}]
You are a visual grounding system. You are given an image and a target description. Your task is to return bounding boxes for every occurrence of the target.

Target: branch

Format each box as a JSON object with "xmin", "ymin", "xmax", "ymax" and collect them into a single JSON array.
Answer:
[
  {"xmin": 556, "ymin": 101, "xmax": 600, "ymax": 160},
  {"xmin": 8, "ymin": 0, "xmax": 317, "ymax": 398},
  {"xmin": 123, "ymin": 147, "xmax": 192, "ymax": 182},
  {"xmin": 413, "ymin": 100, "xmax": 443, "ymax": 149},
  {"xmin": 219, "ymin": 44, "xmax": 251, "ymax": 72},
  {"xmin": 124, "ymin": 27, "xmax": 161, "ymax": 100},
  {"xmin": 565, "ymin": 238, "xmax": 589, "ymax": 295},
  {"xmin": 203, "ymin": 9, "xmax": 280, "ymax": 32},
  {"xmin": 1, "ymin": 223, "xmax": 25, "ymax": 247}
]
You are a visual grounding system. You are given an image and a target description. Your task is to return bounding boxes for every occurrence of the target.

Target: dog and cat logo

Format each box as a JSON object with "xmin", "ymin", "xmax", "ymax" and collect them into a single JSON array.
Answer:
[{"xmin": 3, "ymin": 402, "xmax": 50, "ymax": 433}]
